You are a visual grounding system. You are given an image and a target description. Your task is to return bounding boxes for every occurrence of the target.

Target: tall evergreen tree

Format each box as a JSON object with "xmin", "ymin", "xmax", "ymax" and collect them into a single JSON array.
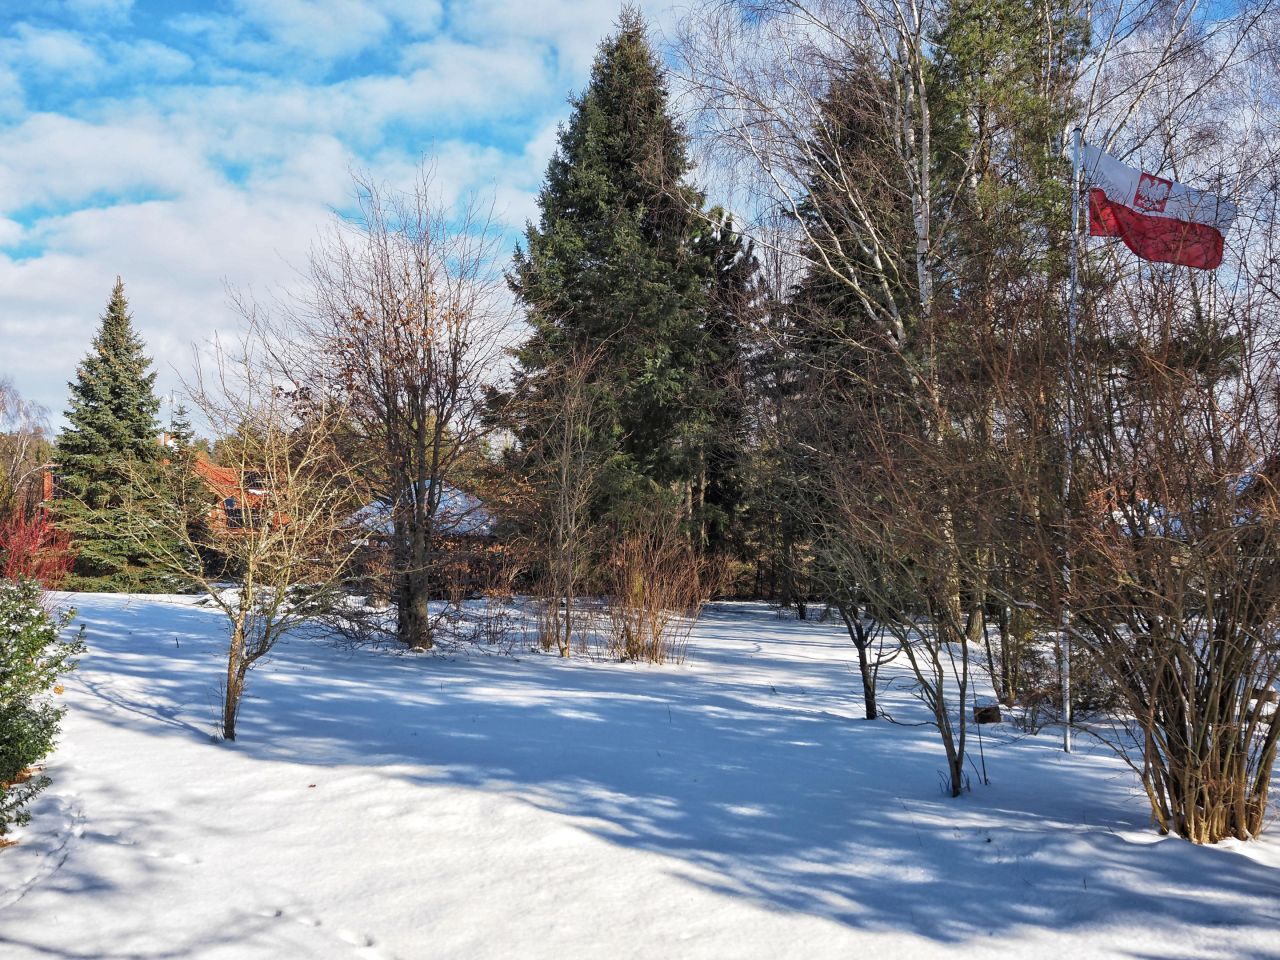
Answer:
[
  {"xmin": 691, "ymin": 209, "xmax": 761, "ymax": 554},
  {"xmin": 55, "ymin": 279, "xmax": 182, "ymax": 591},
  {"xmin": 510, "ymin": 8, "xmax": 714, "ymax": 519}
]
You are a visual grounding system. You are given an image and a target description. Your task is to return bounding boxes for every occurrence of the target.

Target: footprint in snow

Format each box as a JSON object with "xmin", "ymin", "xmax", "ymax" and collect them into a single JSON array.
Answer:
[
  {"xmin": 143, "ymin": 847, "xmax": 201, "ymax": 866},
  {"xmin": 83, "ymin": 829, "xmax": 138, "ymax": 847},
  {"xmin": 0, "ymin": 799, "xmax": 86, "ymax": 911},
  {"xmin": 256, "ymin": 906, "xmax": 394, "ymax": 959},
  {"xmin": 83, "ymin": 830, "xmax": 201, "ymax": 867}
]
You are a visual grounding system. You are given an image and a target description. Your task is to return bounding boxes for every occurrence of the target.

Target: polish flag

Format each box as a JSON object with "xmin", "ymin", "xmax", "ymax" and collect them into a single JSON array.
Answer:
[{"xmin": 1083, "ymin": 144, "xmax": 1237, "ymax": 270}]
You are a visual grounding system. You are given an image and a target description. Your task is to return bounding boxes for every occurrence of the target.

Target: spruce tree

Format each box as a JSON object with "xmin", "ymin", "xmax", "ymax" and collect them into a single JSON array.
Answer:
[
  {"xmin": 55, "ymin": 279, "xmax": 181, "ymax": 591},
  {"xmin": 691, "ymin": 210, "xmax": 761, "ymax": 554},
  {"xmin": 167, "ymin": 402, "xmax": 195, "ymax": 452},
  {"xmin": 510, "ymin": 8, "xmax": 712, "ymax": 517}
]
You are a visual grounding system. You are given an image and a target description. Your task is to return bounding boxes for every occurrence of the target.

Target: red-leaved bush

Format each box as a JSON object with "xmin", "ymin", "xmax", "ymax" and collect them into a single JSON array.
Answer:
[{"xmin": 0, "ymin": 512, "xmax": 76, "ymax": 589}]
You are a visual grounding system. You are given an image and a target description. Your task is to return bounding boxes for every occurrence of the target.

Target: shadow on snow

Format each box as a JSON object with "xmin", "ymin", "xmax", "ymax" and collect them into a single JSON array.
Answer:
[{"xmin": 47, "ymin": 596, "xmax": 1280, "ymax": 957}]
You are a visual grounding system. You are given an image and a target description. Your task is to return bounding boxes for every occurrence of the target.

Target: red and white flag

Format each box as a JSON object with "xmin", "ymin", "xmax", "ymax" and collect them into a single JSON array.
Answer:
[{"xmin": 1083, "ymin": 144, "xmax": 1237, "ymax": 270}]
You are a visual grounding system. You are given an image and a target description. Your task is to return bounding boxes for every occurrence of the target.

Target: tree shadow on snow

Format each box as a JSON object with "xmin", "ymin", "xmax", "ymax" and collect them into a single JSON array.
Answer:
[{"xmin": 57, "ymin": 596, "xmax": 1280, "ymax": 957}]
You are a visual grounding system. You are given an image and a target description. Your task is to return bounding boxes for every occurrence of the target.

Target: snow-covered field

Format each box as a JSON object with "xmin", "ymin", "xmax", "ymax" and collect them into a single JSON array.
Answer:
[{"xmin": 2, "ymin": 594, "xmax": 1278, "ymax": 960}]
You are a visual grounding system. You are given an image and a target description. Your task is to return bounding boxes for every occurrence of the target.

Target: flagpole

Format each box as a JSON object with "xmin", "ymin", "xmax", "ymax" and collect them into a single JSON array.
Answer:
[{"xmin": 1062, "ymin": 126, "xmax": 1082, "ymax": 754}]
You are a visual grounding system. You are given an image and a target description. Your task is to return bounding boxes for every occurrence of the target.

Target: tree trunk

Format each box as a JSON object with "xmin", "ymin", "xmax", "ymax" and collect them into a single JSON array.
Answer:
[
  {"xmin": 561, "ymin": 593, "xmax": 574, "ymax": 657},
  {"xmin": 947, "ymin": 749, "xmax": 964, "ymax": 798},
  {"xmin": 222, "ymin": 623, "xmax": 245, "ymax": 741},
  {"xmin": 997, "ymin": 605, "xmax": 1012, "ymax": 704},
  {"xmin": 857, "ymin": 641, "xmax": 878, "ymax": 720},
  {"xmin": 838, "ymin": 603, "xmax": 878, "ymax": 720},
  {"xmin": 409, "ymin": 569, "xmax": 433, "ymax": 649},
  {"xmin": 966, "ymin": 600, "xmax": 985, "ymax": 646},
  {"xmin": 222, "ymin": 676, "xmax": 240, "ymax": 741}
]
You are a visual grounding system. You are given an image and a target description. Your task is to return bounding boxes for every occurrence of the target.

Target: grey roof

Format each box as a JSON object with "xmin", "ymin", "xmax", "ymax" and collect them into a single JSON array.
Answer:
[{"xmin": 350, "ymin": 483, "xmax": 494, "ymax": 538}]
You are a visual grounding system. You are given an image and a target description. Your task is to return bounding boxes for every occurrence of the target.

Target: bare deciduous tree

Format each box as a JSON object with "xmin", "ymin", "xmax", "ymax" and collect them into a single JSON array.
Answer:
[
  {"xmin": 125, "ymin": 341, "xmax": 364, "ymax": 741},
  {"xmin": 501, "ymin": 346, "xmax": 606, "ymax": 657},
  {"xmin": 0, "ymin": 378, "xmax": 50, "ymax": 519},
  {"xmin": 270, "ymin": 167, "xmax": 514, "ymax": 650}
]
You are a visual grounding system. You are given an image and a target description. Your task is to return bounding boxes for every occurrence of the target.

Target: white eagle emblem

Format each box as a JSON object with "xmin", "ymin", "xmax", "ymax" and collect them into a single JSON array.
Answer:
[{"xmin": 1134, "ymin": 172, "xmax": 1173, "ymax": 213}]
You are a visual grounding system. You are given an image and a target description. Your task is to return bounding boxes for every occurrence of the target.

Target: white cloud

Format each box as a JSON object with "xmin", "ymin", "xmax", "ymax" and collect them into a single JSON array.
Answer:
[
  {"xmin": 0, "ymin": 26, "xmax": 192, "ymax": 101},
  {"xmin": 361, "ymin": 38, "xmax": 556, "ymax": 122},
  {"xmin": 59, "ymin": 0, "xmax": 136, "ymax": 19},
  {"xmin": 0, "ymin": 0, "xmax": 688, "ymax": 424},
  {"xmin": 243, "ymin": 133, "xmax": 354, "ymax": 206},
  {"xmin": 0, "ymin": 113, "xmax": 218, "ymax": 215},
  {"xmin": 0, "ymin": 188, "xmax": 329, "ymax": 419},
  {"xmin": 0, "ymin": 63, "xmax": 23, "ymax": 119},
  {"xmin": 110, "ymin": 38, "xmax": 193, "ymax": 80},
  {"xmin": 6, "ymin": 24, "xmax": 103, "ymax": 81},
  {"xmin": 0, "ymin": 218, "xmax": 23, "ymax": 247},
  {"xmin": 448, "ymin": 0, "xmax": 683, "ymax": 75},
  {"xmin": 371, "ymin": 0, "xmax": 447, "ymax": 34},
  {"xmin": 170, "ymin": 0, "xmax": 445, "ymax": 66}
]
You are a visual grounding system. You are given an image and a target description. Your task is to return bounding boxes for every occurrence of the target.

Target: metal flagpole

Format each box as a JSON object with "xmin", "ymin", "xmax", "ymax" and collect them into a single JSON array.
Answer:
[{"xmin": 1062, "ymin": 126, "xmax": 1083, "ymax": 754}]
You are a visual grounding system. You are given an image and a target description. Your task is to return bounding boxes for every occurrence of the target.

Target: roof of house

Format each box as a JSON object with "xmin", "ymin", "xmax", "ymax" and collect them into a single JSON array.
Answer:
[
  {"xmin": 350, "ymin": 484, "xmax": 494, "ymax": 538},
  {"xmin": 192, "ymin": 456, "xmax": 267, "ymax": 506}
]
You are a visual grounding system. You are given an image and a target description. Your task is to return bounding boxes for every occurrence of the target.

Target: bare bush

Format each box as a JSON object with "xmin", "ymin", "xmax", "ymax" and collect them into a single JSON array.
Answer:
[
  {"xmin": 605, "ymin": 507, "xmax": 725, "ymax": 664},
  {"xmin": 1063, "ymin": 282, "xmax": 1280, "ymax": 842}
]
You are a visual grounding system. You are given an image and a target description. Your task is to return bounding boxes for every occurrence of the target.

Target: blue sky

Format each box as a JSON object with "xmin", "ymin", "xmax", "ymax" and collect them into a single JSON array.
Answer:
[{"xmin": 0, "ymin": 0, "xmax": 678, "ymax": 425}]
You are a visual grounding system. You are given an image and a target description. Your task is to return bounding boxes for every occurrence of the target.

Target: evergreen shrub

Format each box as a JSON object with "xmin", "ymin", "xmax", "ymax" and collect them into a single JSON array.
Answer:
[{"xmin": 0, "ymin": 578, "xmax": 84, "ymax": 836}]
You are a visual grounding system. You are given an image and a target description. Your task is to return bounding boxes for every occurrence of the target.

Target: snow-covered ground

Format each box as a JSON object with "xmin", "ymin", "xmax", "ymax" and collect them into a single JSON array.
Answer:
[{"xmin": 2, "ymin": 594, "xmax": 1278, "ymax": 960}]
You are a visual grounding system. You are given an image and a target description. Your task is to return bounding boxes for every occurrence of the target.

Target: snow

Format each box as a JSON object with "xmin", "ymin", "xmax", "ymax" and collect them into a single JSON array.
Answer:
[{"xmin": 2, "ymin": 595, "xmax": 1278, "ymax": 960}]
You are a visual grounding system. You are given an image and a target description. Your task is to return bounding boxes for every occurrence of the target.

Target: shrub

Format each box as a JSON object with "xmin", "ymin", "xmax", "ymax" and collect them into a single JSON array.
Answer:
[
  {"xmin": 0, "ymin": 578, "xmax": 84, "ymax": 837},
  {"xmin": 605, "ymin": 508, "xmax": 724, "ymax": 664},
  {"xmin": 0, "ymin": 513, "xmax": 77, "ymax": 589}
]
